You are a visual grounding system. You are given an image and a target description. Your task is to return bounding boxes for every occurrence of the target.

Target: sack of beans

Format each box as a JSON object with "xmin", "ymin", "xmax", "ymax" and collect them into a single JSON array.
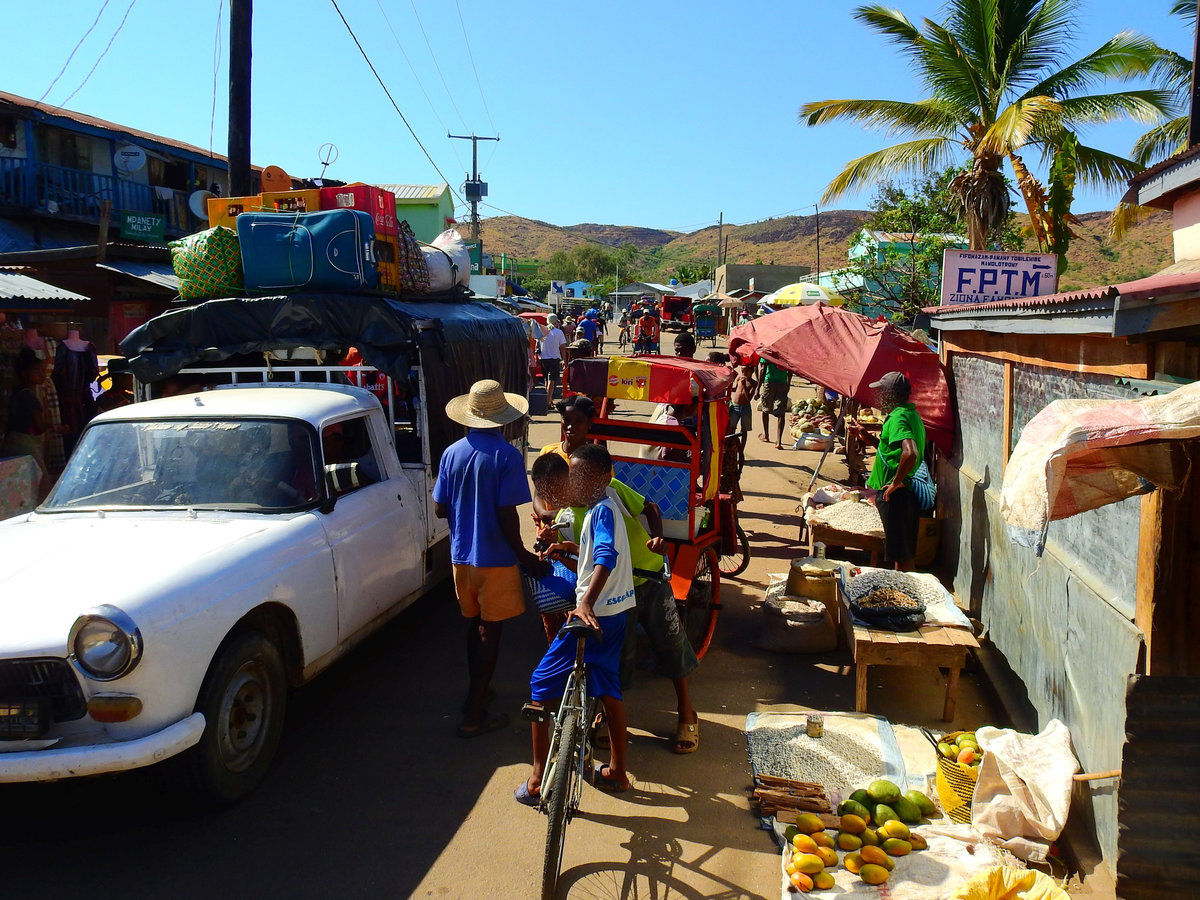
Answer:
[{"xmin": 758, "ymin": 595, "xmax": 838, "ymax": 654}]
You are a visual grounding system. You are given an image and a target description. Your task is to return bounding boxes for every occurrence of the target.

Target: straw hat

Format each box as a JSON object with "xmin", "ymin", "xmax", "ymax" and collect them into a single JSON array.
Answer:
[{"xmin": 445, "ymin": 379, "xmax": 528, "ymax": 428}]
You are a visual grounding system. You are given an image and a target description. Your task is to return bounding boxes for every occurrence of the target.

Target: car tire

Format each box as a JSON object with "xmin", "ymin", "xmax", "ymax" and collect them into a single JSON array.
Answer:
[{"xmin": 181, "ymin": 628, "xmax": 288, "ymax": 806}]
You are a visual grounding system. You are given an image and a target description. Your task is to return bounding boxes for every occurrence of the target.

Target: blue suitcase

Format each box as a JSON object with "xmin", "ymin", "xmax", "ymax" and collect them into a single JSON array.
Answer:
[{"xmin": 238, "ymin": 209, "xmax": 379, "ymax": 292}]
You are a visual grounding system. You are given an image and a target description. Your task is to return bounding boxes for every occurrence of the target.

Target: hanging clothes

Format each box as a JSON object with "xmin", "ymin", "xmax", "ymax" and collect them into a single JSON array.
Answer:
[
  {"xmin": 52, "ymin": 341, "xmax": 99, "ymax": 455},
  {"xmin": 36, "ymin": 338, "xmax": 66, "ymax": 476}
]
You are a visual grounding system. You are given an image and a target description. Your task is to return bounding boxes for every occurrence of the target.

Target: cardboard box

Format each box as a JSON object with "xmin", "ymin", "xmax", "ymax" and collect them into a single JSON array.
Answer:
[
  {"xmin": 319, "ymin": 184, "xmax": 398, "ymax": 236},
  {"xmin": 377, "ymin": 260, "xmax": 400, "ymax": 294},
  {"xmin": 206, "ymin": 195, "xmax": 262, "ymax": 232},
  {"xmin": 914, "ymin": 516, "xmax": 941, "ymax": 567},
  {"xmin": 260, "ymin": 189, "xmax": 321, "ymax": 214}
]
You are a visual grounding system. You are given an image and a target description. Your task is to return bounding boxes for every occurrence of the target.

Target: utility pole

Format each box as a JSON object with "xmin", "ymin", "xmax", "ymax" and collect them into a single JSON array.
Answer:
[
  {"xmin": 814, "ymin": 203, "xmax": 821, "ymax": 280},
  {"xmin": 448, "ymin": 132, "xmax": 499, "ymax": 241},
  {"xmin": 228, "ymin": 0, "xmax": 253, "ymax": 197},
  {"xmin": 1190, "ymin": 1, "xmax": 1200, "ymax": 145},
  {"xmin": 716, "ymin": 211, "xmax": 723, "ymax": 290}
]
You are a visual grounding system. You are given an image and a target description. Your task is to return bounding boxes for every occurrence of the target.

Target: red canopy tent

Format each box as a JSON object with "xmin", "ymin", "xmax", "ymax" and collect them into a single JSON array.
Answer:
[{"xmin": 728, "ymin": 303, "xmax": 952, "ymax": 451}]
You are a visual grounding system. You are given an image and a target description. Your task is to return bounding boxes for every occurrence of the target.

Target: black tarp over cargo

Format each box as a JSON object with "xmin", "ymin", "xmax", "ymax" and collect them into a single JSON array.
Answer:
[{"xmin": 119, "ymin": 294, "xmax": 530, "ymax": 465}]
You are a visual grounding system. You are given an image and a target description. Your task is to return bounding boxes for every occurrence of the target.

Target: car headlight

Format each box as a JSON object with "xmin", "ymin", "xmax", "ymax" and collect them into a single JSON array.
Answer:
[{"xmin": 68, "ymin": 605, "xmax": 143, "ymax": 681}]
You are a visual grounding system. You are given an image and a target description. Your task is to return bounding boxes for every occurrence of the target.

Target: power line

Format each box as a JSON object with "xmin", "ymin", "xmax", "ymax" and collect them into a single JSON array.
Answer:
[
  {"xmin": 57, "ymin": 0, "xmax": 138, "ymax": 108},
  {"xmin": 36, "ymin": 0, "xmax": 113, "ymax": 105},
  {"xmin": 374, "ymin": 0, "xmax": 467, "ymax": 174},
  {"xmin": 208, "ymin": 0, "xmax": 225, "ymax": 157},
  {"xmin": 408, "ymin": 0, "xmax": 468, "ymax": 131},
  {"xmin": 454, "ymin": 0, "xmax": 495, "ymax": 133},
  {"xmin": 329, "ymin": 0, "xmax": 463, "ymax": 205}
]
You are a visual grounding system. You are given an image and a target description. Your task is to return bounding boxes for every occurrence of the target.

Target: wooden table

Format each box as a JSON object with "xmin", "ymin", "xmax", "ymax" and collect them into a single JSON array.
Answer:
[
  {"xmin": 807, "ymin": 521, "xmax": 884, "ymax": 567},
  {"xmin": 840, "ymin": 596, "xmax": 980, "ymax": 722}
]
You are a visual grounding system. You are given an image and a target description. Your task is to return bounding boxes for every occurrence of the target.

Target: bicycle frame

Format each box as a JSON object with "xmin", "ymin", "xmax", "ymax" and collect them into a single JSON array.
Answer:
[{"xmin": 540, "ymin": 635, "xmax": 597, "ymax": 818}]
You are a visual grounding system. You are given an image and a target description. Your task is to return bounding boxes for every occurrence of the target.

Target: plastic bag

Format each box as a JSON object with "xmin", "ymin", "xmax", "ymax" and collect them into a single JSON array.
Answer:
[
  {"xmin": 169, "ymin": 226, "xmax": 243, "ymax": 300},
  {"xmin": 421, "ymin": 228, "xmax": 470, "ymax": 292},
  {"xmin": 952, "ymin": 867, "xmax": 1068, "ymax": 900}
]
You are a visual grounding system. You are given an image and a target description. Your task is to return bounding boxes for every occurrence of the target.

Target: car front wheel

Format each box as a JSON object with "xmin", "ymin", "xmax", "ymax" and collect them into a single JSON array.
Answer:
[{"xmin": 182, "ymin": 628, "xmax": 287, "ymax": 806}]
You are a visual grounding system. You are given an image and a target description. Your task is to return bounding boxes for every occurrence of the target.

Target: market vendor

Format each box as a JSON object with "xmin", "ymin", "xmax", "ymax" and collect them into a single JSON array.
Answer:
[{"xmin": 849, "ymin": 371, "xmax": 926, "ymax": 572}]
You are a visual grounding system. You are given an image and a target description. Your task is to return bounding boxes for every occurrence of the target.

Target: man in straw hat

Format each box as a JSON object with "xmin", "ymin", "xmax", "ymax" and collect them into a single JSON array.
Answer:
[{"xmin": 434, "ymin": 379, "xmax": 545, "ymax": 737}]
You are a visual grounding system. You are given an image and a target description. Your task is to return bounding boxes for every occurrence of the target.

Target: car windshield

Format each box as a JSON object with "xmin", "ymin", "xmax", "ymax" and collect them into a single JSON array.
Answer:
[{"xmin": 43, "ymin": 418, "xmax": 320, "ymax": 512}]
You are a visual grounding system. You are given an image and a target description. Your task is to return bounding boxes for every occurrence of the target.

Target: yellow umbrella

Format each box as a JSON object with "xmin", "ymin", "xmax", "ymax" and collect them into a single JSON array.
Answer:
[{"xmin": 763, "ymin": 282, "xmax": 846, "ymax": 307}]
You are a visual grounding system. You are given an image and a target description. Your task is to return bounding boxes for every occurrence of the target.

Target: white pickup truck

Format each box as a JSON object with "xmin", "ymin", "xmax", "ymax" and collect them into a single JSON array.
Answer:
[{"xmin": 0, "ymin": 380, "xmax": 454, "ymax": 803}]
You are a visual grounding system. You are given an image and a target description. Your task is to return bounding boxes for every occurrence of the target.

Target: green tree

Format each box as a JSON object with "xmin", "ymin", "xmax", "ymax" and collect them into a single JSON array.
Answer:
[
  {"xmin": 800, "ymin": 1, "xmax": 1171, "ymax": 253},
  {"xmin": 841, "ymin": 167, "xmax": 1022, "ymax": 322},
  {"xmin": 520, "ymin": 277, "xmax": 551, "ymax": 300}
]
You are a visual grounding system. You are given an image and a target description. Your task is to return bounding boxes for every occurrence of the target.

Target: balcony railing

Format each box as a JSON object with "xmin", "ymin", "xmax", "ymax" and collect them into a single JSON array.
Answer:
[{"xmin": 0, "ymin": 157, "xmax": 204, "ymax": 237}]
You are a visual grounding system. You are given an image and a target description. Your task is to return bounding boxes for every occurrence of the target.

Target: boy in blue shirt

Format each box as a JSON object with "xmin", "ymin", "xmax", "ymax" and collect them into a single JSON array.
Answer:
[{"xmin": 516, "ymin": 443, "xmax": 636, "ymax": 804}]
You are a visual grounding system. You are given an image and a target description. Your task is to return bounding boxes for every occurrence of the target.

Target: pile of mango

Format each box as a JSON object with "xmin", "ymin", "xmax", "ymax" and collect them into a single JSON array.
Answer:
[
  {"xmin": 783, "ymin": 779, "xmax": 938, "ymax": 893},
  {"xmin": 937, "ymin": 731, "xmax": 984, "ymax": 766}
]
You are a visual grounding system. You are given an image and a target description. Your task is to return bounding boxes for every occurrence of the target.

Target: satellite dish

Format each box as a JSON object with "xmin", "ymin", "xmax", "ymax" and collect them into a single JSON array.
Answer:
[
  {"xmin": 189, "ymin": 190, "xmax": 215, "ymax": 219},
  {"xmin": 318, "ymin": 142, "xmax": 339, "ymax": 178},
  {"xmin": 114, "ymin": 143, "xmax": 146, "ymax": 173},
  {"xmin": 260, "ymin": 165, "xmax": 291, "ymax": 193}
]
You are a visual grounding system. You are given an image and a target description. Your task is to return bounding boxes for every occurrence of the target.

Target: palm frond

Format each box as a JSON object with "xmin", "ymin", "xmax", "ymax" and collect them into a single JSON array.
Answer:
[
  {"xmin": 1149, "ymin": 46, "xmax": 1193, "ymax": 95},
  {"xmin": 1170, "ymin": 0, "xmax": 1197, "ymax": 22},
  {"xmin": 1024, "ymin": 31, "xmax": 1162, "ymax": 99},
  {"xmin": 944, "ymin": 0, "xmax": 1003, "ymax": 89},
  {"xmin": 980, "ymin": 95, "xmax": 1062, "ymax": 154},
  {"xmin": 1065, "ymin": 142, "xmax": 1145, "ymax": 189},
  {"xmin": 820, "ymin": 139, "xmax": 958, "ymax": 204},
  {"xmin": 922, "ymin": 20, "xmax": 991, "ymax": 117},
  {"xmin": 798, "ymin": 98, "xmax": 963, "ymax": 136},
  {"xmin": 1054, "ymin": 89, "xmax": 1177, "ymax": 126},
  {"xmin": 852, "ymin": 5, "xmax": 924, "ymax": 57},
  {"xmin": 1131, "ymin": 117, "xmax": 1189, "ymax": 166},
  {"xmin": 1000, "ymin": 0, "xmax": 1077, "ymax": 89},
  {"xmin": 1110, "ymin": 201, "xmax": 1151, "ymax": 240}
]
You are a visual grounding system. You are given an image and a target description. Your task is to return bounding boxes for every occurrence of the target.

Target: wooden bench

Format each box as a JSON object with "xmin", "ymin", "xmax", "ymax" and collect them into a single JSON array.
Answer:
[
  {"xmin": 839, "ymin": 595, "xmax": 980, "ymax": 722},
  {"xmin": 806, "ymin": 520, "xmax": 884, "ymax": 567}
]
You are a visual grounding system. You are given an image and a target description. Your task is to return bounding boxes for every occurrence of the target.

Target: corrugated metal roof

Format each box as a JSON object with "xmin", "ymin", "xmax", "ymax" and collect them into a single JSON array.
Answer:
[
  {"xmin": 925, "ymin": 271, "xmax": 1200, "ymax": 317},
  {"xmin": 377, "ymin": 183, "xmax": 449, "ymax": 201},
  {"xmin": 97, "ymin": 260, "xmax": 179, "ymax": 293},
  {"xmin": 1117, "ymin": 675, "xmax": 1200, "ymax": 900},
  {"xmin": 0, "ymin": 90, "xmax": 244, "ymax": 166},
  {"xmin": 866, "ymin": 230, "xmax": 965, "ymax": 244},
  {"xmin": 1126, "ymin": 142, "xmax": 1200, "ymax": 190},
  {"xmin": 0, "ymin": 270, "xmax": 88, "ymax": 301}
]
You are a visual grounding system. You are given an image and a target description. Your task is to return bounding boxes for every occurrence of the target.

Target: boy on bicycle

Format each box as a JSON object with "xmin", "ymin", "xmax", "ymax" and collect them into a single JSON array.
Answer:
[{"xmin": 516, "ymin": 444, "xmax": 635, "ymax": 805}]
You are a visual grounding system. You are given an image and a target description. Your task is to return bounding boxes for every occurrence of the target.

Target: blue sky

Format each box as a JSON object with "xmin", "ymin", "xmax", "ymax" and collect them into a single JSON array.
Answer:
[{"xmin": 1, "ymin": 0, "xmax": 1191, "ymax": 231}]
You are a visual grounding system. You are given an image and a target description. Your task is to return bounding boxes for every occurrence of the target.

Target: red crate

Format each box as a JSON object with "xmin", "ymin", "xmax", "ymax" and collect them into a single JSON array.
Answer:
[{"xmin": 319, "ymin": 184, "xmax": 398, "ymax": 236}]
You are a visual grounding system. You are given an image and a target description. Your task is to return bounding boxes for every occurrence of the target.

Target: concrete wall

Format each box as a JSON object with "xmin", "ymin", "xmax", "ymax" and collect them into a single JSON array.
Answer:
[
  {"xmin": 1172, "ymin": 190, "xmax": 1200, "ymax": 262},
  {"xmin": 396, "ymin": 193, "xmax": 453, "ymax": 244},
  {"xmin": 941, "ymin": 351, "xmax": 1146, "ymax": 867},
  {"xmin": 717, "ymin": 264, "xmax": 810, "ymax": 293}
]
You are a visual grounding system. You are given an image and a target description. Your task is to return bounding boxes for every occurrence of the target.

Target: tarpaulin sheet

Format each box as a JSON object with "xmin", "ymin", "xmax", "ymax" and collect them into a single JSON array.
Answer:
[
  {"xmin": 119, "ymin": 292, "xmax": 529, "ymax": 466},
  {"xmin": 1000, "ymin": 380, "xmax": 1200, "ymax": 552},
  {"xmin": 566, "ymin": 355, "xmax": 735, "ymax": 404},
  {"xmin": 728, "ymin": 303, "xmax": 952, "ymax": 451}
]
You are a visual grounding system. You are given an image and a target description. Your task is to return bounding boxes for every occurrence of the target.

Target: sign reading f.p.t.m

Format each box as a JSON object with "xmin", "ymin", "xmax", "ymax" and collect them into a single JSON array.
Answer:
[{"xmin": 940, "ymin": 249, "xmax": 1058, "ymax": 305}]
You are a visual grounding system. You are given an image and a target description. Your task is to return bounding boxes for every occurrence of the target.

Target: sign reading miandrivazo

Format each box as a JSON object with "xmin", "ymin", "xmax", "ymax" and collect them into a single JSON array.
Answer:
[{"xmin": 940, "ymin": 249, "xmax": 1058, "ymax": 305}]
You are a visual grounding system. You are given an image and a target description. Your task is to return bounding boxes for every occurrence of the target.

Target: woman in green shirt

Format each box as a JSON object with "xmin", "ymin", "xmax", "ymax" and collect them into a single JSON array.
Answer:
[{"xmin": 849, "ymin": 372, "xmax": 927, "ymax": 571}]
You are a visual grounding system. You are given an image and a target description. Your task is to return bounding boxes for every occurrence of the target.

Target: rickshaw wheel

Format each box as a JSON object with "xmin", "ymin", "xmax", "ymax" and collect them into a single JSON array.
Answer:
[
  {"xmin": 678, "ymin": 548, "xmax": 720, "ymax": 660},
  {"xmin": 718, "ymin": 523, "xmax": 751, "ymax": 578}
]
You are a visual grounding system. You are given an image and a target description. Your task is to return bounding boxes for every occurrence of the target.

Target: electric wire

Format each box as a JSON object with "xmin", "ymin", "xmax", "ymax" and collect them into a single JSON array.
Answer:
[
  {"xmin": 374, "ymin": 0, "xmax": 467, "ymax": 174},
  {"xmin": 454, "ymin": 0, "xmax": 495, "ymax": 134},
  {"xmin": 208, "ymin": 0, "xmax": 226, "ymax": 157},
  {"xmin": 408, "ymin": 0, "xmax": 468, "ymax": 132},
  {"xmin": 329, "ymin": 0, "xmax": 463, "ymax": 205},
  {"xmin": 36, "ymin": 0, "xmax": 113, "ymax": 105},
  {"xmin": 57, "ymin": 0, "xmax": 138, "ymax": 109}
]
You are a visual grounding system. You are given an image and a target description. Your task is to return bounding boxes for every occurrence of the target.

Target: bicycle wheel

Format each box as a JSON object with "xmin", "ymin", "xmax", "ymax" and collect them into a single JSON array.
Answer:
[
  {"xmin": 678, "ymin": 548, "xmax": 720, "ymax": 660},
  {"xmin": 718, "ymin": 522, "xmax": 751, "ymax": 578},
  {"xmin": 542, "ymin": 709, "xmax": 578, "ymax": 900}
]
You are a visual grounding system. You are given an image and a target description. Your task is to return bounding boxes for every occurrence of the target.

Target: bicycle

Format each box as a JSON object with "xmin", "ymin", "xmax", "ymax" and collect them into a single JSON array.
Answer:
[
  {"xmin": 526, "ymin": 618, "xmax": 603, "ymax": 900},
  {"xmin": 617, "ymin": 325, "xmax": 630, "ymax": 352},
  {"xmin": 716, "ymin": 435, "xmax": 750, "ymax": 577}
]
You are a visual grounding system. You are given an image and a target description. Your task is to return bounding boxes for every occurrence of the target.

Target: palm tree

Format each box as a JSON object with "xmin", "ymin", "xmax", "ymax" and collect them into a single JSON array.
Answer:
[
  {"xmin": 1131, "ymin": 1, "xmax": 1195, "ymax": 167},
  {"xmin": 801, "ymin": 1, "xmax": 1172, "ymax": 251}
]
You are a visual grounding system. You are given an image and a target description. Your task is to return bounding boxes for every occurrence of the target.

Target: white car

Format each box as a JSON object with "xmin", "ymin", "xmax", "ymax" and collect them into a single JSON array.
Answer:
[{"xmin": 0, "ymin": 383, "xmax": 440, "ymax": 803}]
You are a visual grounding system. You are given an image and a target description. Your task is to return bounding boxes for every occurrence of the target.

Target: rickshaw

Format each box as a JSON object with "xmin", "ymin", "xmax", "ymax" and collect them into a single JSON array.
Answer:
[
  {"xmin": 693, "ymin": 302, "xmax": 719, "ymax": 346},
  {"xmin": 563, "ymin": 355, "xmax": 747, "ymax": 658}
]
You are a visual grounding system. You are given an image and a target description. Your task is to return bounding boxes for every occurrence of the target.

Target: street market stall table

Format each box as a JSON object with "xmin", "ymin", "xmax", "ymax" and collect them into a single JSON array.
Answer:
[
  {"xmin": 838, "ymin": 576, "xmax": 980, "ymax": 721},
  {"xmin": 0, "ymin": 455, "xmax": 41, "ymax": 521},
  {"xmin": 803, "ymin": 500, "xmax": 884, "ymax": 565}
]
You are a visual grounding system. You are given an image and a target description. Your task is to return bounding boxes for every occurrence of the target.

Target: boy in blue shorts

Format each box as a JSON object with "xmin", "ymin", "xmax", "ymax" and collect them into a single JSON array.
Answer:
[{"xmin": 516, "ymin": 443, "xmax": 636, "ymax": 805}]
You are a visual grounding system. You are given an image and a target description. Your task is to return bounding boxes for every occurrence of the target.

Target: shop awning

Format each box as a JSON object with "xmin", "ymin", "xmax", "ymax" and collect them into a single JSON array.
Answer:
[
  {"xmin": 98, "ymin": 260, "xmax": 179, "ymax": 293},
  {"xmin": 0, "ymin": 269, "xmax": 87, "ymax": 310},
  {"xmin": 1000, "ymin": 380, "xmax": 1200, "ymax": 552}
]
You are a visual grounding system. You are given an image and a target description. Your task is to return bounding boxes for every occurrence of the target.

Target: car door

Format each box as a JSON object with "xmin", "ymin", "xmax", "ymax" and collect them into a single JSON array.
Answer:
[{"xmin": 318, "ymin": 413, "xmax": 423, "ymax": 641}]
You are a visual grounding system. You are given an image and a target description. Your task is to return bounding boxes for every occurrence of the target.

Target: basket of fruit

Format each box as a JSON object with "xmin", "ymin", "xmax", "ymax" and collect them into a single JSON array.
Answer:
[{"xmin": 923, "ymin": 729, "xmax": 984, "ymax": 824}]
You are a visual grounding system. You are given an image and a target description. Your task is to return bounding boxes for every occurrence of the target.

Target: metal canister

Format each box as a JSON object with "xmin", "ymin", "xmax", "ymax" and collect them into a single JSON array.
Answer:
[{"xmin": 806, "ymin": 713, "xmax": 824, "ymax": 738}]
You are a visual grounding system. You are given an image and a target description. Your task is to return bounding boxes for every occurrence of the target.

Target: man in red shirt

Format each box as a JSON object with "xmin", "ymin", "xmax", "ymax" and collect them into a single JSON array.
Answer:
[{"xmin": 635, "ymin": 308, "xmax": 660, "ymax": 354}]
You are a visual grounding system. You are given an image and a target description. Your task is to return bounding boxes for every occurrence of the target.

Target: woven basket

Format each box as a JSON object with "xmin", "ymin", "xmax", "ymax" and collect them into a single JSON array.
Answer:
[{"xmin": 926, "ymin": 729, "xmax": 980, "ymax": 824}]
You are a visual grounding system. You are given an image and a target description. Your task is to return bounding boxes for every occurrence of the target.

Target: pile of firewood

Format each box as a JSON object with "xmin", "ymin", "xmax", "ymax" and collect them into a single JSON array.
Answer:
[{"xmin": 751, "ymin": 773, "xmax": 833, "ymax": 821}]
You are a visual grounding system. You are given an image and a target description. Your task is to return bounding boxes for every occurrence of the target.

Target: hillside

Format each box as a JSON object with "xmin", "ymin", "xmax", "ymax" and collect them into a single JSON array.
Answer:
[{"xmin": 474, "ymin": 207, "xmax": 1174, "ymax": 291}]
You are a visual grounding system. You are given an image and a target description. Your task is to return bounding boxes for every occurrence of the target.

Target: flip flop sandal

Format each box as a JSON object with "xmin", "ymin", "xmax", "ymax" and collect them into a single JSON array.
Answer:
[
  {"xmin": 456, "ymin": 712, "xmax": 509, "ymax": 739},
  {"xmin": 673, "ymin": 720, "xmax": 700, "ymax": 754},
  {"xmin": 514, "ymin": 780, "xmax": 541, "ymax": 808},
  {"xmin": 592, "ymin": 764, "xmax": 631, "ymax": 793}
]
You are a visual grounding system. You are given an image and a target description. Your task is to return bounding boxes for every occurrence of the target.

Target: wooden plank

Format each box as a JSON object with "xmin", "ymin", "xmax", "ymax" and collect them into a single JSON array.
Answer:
[
  {"xmin": 943, "ymin": 666, "xmax": 961, "ymax": 722},
  {"xmin": 856, "ymin": 663, "xmax": 868, "ymax": 712},
  {"xmin": 1002, "ymin": 359, "xmax": 1014, "ymax": 471},
  {"xmin": 923, "ymin": 628, "xmax": 953, "ymax": 646},
  {"xmin": 943, "ymin": 331, "xmax": 1152, "ymax": 379}
]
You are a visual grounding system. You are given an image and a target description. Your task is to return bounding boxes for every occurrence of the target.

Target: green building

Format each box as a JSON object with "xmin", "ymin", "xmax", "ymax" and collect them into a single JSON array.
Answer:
[{"xmin": 377, "ymin": 183, "xmax": 455, "ymax": 244}]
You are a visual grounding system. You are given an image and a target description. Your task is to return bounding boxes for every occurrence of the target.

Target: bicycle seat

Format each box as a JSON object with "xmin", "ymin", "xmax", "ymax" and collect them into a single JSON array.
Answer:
[{"xmin": 560, "ymin": 619, "xmax": 602, "ymax": 640}]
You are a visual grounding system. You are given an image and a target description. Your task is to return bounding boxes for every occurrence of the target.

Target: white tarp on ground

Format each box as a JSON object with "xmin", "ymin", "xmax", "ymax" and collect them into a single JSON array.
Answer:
[{"xmin": 1000, "ymin": 380, "xmax": 1200, "ymax": 551}]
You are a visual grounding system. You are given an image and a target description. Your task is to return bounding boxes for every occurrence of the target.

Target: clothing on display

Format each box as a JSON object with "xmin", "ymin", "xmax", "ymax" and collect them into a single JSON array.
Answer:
[{"xmin": 52, "ymin": 330, "xmax": 99, "ymax": 456}]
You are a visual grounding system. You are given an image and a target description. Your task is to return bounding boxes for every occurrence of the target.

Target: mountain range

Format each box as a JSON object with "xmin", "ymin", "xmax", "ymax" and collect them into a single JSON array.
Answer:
[{"xmin": 473, "ymin": 208, "xmax": 1174, "ymax": 292}]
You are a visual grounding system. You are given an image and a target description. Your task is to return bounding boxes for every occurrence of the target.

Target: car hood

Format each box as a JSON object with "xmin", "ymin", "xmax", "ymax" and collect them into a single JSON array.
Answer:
[{"xmin": 0, "ymin": 512, "xmax": 305, "ymax": 655}]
